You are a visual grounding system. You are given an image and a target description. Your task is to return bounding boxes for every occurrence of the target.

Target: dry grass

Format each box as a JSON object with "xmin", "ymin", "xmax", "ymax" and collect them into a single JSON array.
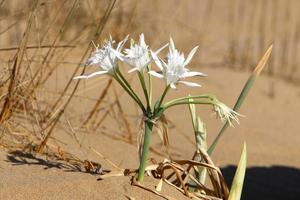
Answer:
[{"xmin": 0, "ymin": 0, "xmax": 140, "ymax": 157}]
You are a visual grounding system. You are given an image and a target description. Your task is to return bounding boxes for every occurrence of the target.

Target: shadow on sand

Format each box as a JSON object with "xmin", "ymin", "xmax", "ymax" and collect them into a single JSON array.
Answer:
[
  {"xmin": 6, "ymin": 150, "xmax": 105, "ymax": 175},
  {"xmin": 221, "ymin": 165, "xmax": 300, "ymax": 200}
]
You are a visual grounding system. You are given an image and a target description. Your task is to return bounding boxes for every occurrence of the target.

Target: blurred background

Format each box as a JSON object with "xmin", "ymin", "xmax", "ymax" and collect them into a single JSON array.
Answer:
[
  {"xmin": 1, "ymin": 0, "xmax": 300, "ymax": 82},
  {"xmin": 0, "ymin": 0, "xmax": 299, "ymax": 199}
]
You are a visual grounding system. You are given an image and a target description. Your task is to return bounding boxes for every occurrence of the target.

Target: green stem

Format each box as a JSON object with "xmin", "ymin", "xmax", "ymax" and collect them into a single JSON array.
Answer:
[
  {"xmin": 115, "ymin": 68, "xmax": 141, "ymax": 101},
  {"xmin": 137, "ymin": 120, "xmax": 154, "ymax": 182},
  {"xmin": 158, "ymin": 85, "xmax": 170, "ymax": 107},
  {"xmin": 163, "ymin": 97, "xmax": 217, "ymax": 110},
  {"xmin": 138, "ymin": 71, "xmax": 150, "ymax": 109},
  {"xmin": 207, "ymin": 75, "xmax": 256, "ymax": 155},
  {"xmin": 113, "ymin": 71, "xmax": 146, "ymax": 113},
  {"xmin": 147, "ymin": 66, "xmax": 152, "ymax": 107},
  {"xmin": 164, "ymin": 94, "xmax": 215, "ymax": 108}
]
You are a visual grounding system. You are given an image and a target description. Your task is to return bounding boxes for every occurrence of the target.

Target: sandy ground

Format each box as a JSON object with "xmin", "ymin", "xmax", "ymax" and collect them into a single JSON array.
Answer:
[{"xmin": 0, "ymin": 67, "xmax": 300, "ymax": 199}]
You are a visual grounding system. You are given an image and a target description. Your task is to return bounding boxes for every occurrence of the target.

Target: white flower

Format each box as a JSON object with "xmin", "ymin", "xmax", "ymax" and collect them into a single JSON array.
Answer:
[
  {"xmin": 149, "ymin": 37, "xmax": 206, "ymax": 89},
  {"xmin": 124, "ymin": 33, "xmax": 167, "ymax": 73},
  {"xmin": 213, "ymin": 101, "xmax": 242, "ymax": 126},
  {"xmin": 74, "ymin": 35, "xmax": 128, "ymax": 79}
]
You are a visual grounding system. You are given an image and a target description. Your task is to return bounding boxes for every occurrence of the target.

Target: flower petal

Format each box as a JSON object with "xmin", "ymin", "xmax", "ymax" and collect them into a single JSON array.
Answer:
[
  {"xmin": 154, "ymin": 43, "xmax": 169, "ymax": 55},
  {"xmin": 116, "ymin": 35, "xmax": 129, "ymax": 52},
  {"xmin": 170, "ymin": 83, "xmax": 177, "ymax": 89},
  {"xmin": 148, "ymin": 71, "xmax": 164, "ymax": 78},
  {"xmin": 110, "ymin": 48, "xmax": 124, "ymax": 61},
  {"xmin": 179, "ymin": 81, "xmax": 201, "ymax": 87},
  {"xmin": 128, "ymin": 67, "xmax": 139, "ymax": 73},
  {"xmin": 150, "ymin": 50, "xmax": 163, "ymax": 70},
  {"xmin": 169, "ymin": 37, "xmax": 176, "ymax": 53},
  {"xmin": 73, "ymin": 71, "xmax": 107, "ymax": 79},
  {"xmin": 184, "ymin": 46, "xmax": 198, "ymax": 66},
  {"xmin": 183, "ymin": 71, "xmax": 207, "ymax": 78},
  {"xmin": 139, "ymin": 33, "xmax": 146, "ymax": 47}
]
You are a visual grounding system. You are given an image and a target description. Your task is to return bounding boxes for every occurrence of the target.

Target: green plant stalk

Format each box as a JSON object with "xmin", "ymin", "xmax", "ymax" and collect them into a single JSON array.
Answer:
[
  {"xmin": 163, "ymin": 98, "xmax": 217, "ymax": 110},
  {"xmin": 115, "ymin": 68, "xmax": 142, "ymax": 102},
  {"xmin": 147, "ymin": 66, "xmax": 152, "ymax": 107},
  {"xmin": 137, "ymin": 120, "xmax": 154, "ymax": 182},
  {"xmin": 163, "ymin": 94, "xmax": 215, "ymax": 108},
  {"xmin": 188, "ymin": 98, "xmax": 207, "ymax": 191},
  {"xmin": 208, "ymin": 45, "xmax": 272, "ymax": 155},
  {"xmin": 207, "ymin": 75, "xmax": 255, "ymax": 155},
  {"xmin": 137, "ymin": 71, "xmax": 150, "ymax": 109},
  {"xmin": 114, "ymin": 72, "xmax": 146, "ymax": 113},
  {"xmin": 154, "ymin": 85, "xmax": 171, "ymax": 112}
]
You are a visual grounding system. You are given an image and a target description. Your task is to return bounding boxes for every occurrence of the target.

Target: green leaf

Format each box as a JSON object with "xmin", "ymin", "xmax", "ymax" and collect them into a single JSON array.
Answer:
[
  {"xmin": 228, "ymin": 143, "xmax": 247, "ymax": 200},
  {"xmin": 188, "ymin": 96, "xmax": 207, "ymax": 150},
  {"xmin": 208, "ymin": 45, "xmax": 273, "ymax": 155},
  {"xmin": 188, "ymin": 96, "xmax": 207, "ymax": 185},
  {"xmin": 188, "ymin": 97, "xmax": 198, "ymax": 132}
]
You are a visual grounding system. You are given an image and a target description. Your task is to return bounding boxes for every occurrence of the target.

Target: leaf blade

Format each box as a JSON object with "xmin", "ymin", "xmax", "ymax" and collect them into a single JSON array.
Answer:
[{"xmin": 228, "ymin": 143, "xmax": 247, "ymax": 200}]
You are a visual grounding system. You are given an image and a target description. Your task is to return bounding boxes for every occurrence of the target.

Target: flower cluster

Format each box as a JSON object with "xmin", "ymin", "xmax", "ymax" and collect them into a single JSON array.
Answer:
[
  {"xmin": 74, "ymin": 34, "xmax": 241, "ymax": 125},
  {"xmin": 74, "ymin": 34, "xmax": 205, "ymax": 89}
]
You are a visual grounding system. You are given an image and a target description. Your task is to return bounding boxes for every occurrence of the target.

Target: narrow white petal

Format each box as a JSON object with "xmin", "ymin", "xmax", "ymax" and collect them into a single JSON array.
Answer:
[
  {"xmin": 128, "ymin": 67, "xmax": 139, "ymax": 73},
  {"xmin": 169, "ymin": 37, "xmax": 176, "ymax": 53},
  {"xmin": 179, "ymin": 81, "xmax": 201, "ymax": 87},
  {"xmin": 184, "ymin": 46, "xmax": 198, "ymax": 66},
  {"xmin": 170, "ymin": 83, "xmax": 177, "ymax": 89},
  {"xmin": 117, "ymin": 35, "xmax": 129, "ymax": 51},
  {"xmin": 111, "ymin": 48, "xmax": 124, "ymax": 61},
  {"xmin": 154, "ymin": 43, "xmax": 169, "ymax": 55},
  {"xmin": 150, "ymin": 51, "xmax": 163, "ymax": 70},
  {"xmin": 73, "ymin": 75, "xmax": 86, "ymax": 80},
  {"xmin": 183, "ymin": 71, "xmax": 207, "ymax": 78},
  {"xmin": 74, "ymin": 71, "xmax": 107, "ymax": 79},
  {"xmin": 148, "ymin": 71, "xmax": 164, "ymax": 78},
  {"xmin": 140, "ymin": 33, "xmax": 146, "ymax": 46},
  {"xmin": 160, "ymin": 59, "xmax": 169, "ymax": 69}
]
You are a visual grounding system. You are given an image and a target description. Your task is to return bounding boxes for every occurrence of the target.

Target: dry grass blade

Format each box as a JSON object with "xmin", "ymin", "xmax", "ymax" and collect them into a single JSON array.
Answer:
[
  {"xmin": 0, "ymin": 58, "xmax": 17, "ymax": 124},
  {"xmin": 81, "ymin": 78, "xmax": 113, "ymax": 127},
  {"xmin": 155, "ymin": 178, "xmax": 163, "ymax": 192},
  {"xmin": 142, "ymin": 149, "xmax": 229, "ymax": 200},
  {"xmin": 123, "ymin": 194, "xmax": 136, "ymax": 200},
  {"xmin": 132, "ymin": 178, "xmax": 177, "ymax": 200},
  {"xmin": 112, "ymin": 85, "xmax": 133, "ymax": 143},
  {"xmin": 0, "ymin": 0, "xmax": 39, "ymax": 124},
  {"xmin": 47, "ymin": 0, "xmax": 117, "ymax": 115},
  {"xmin": 35, "ymin": 0, "xmax": 117, "ymax": 153},
  {"xmin": 21, "ymin": 0, "xmax": 80, "ymax": 103},
  {"xmin": 90, "ymin": 147, "xmax": 121, "ymax": 170},
  {"xmin": 93, "ymin": 109, "xmax": 110, "ymax": 130},
  {"xmin": 155, "ymin": 114, "xmax": 170, "ymax": 155},
  {"xmin": 0, "ymin": 45, "xmax": 75, "ymax": 52},
  {"xmin": 253, "ymin": 45, "xmax": 274, "ymax": 76}
]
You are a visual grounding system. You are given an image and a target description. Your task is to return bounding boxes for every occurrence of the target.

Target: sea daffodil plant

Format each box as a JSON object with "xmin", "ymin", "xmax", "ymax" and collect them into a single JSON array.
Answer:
[{"xmin": 74, "ymin": 34, "xmax": 241, "ymax": 182}]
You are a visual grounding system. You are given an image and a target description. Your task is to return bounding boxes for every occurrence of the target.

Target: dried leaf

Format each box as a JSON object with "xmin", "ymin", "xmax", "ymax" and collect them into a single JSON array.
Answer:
[
  {"xmin": 98, "ymin": 170, "xmax": 125, "ymax": 179},
  {"xmin": 157, "ymin": 114, "xmax": 170, "ymax": 148},
  {"xmin": 156, "ymin": 178, "xmax": 163, "ymax": 192}
]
